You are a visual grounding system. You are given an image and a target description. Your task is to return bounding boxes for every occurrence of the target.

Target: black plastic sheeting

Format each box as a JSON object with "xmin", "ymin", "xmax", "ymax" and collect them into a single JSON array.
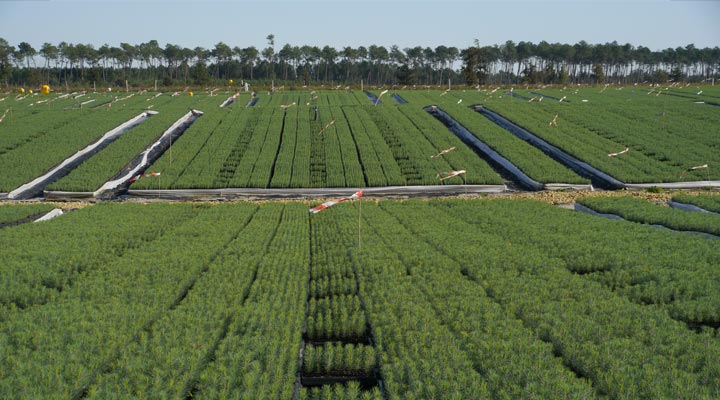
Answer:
[
  {"xmin": 364, "ymin": 91, "xmax": 381, "ymax": 105},
  {"xmin": 472, "ymin": 105, "xmax": 625, "ymax": 189},
  {"xmin": 0, "ymin": 212, "xmax": 47, "ymax": 229},
  {"xmin": 7, "ymin": 112, "xmax": 156, "ymax": 200},
  {"xmin": 506, "ymin": 92, "xmax": 532, "ymax": 101},
  {"xmin": 530, "ymin": 91, "xmax": 568, "ymax": 102},
  {"xmin": 43, "ymin": 191, "xmax": 93, "ymax": 200},
  {"xmin": 696, "ymin": 101, "xmax": 720, "ymax": 108},
  {"xmin": 94, "ymin": 110, "xmax": 203, "ymax": 199},
  {"xmin": 574, "ymin": 202, "xmax": 719, "ymax": 240},
  {"xmin": 424, "ymin": 106, "xmax": 544, "ymax": 191},
  {"xmin": 668, "ymin": 200, "xmax": 720, "ymax": 215},
  {"xmin": 391, "ymin": 93, "xmax": 408, "ymax": 104},
  {"xmin": 663, "ymin": 89, "xmax": 720, "ymax": 102},
  {"xmin": 659, "ymin": 91, "xmax": 720, "ymax": 106},
  {"xmin": 573, "ymin": 203, "xmax": 624, "ymax": 220},
  {"xmin": 246, "ymin": 97, "xmax": 259, "ymax": 107},
  {"xmin": 669, "ymin": 88, "xmax": 720, "ymax": 100}
]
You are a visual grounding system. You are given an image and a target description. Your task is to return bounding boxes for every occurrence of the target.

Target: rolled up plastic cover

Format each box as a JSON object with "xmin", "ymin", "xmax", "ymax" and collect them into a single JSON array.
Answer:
[
  {"xmin": 93, "ymin": 110, "xmax": 203, "ymax": 198},
  {"xmin": 220, "ymin": 93, "xmax": 239, "ymax": 107}
]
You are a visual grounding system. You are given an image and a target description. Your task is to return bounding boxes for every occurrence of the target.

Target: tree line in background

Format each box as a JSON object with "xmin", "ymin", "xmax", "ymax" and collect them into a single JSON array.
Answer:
[{"xmin": 1, "ymin": 35, "xmax": 718, "ymax": 89}]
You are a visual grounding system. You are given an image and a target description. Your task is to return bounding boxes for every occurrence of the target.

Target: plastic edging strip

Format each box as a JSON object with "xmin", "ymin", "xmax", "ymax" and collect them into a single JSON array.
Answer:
[
  {"xmin": 668, "ymin": 200, "xmax": 720, "ymax": 215},
  {"xmin": 126, "ymin": 185, "xmax": 507, "ymax": 201},
  {"xmin": 625, "ymin": 181, "xmax": 720, "ymax": 190},
  {"xmin": 574, "ymin": 202, "xmax": 719, "ymax": 240}
]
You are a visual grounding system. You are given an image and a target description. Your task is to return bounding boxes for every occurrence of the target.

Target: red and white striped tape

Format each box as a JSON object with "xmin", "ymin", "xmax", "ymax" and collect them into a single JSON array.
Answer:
[
  {"xmin": 318, "ymin": 120, "xmax": 335, "ymax": 135},
  {"xmin": 437, "ymin": 170, "xmax": 466, "ymax": 181},
  {"xmin": 680, "ymin": 164, "xmax": 708, "ymax": 177},
  {"xmin": 431, "ymin": 147, "xmax": 456, "ymax": 158},
  {"xmin": 309, "ymin": 190, "xmax": 363, "ymax": 214},
  {"xmin": 129, "ymin": 172, "xmax": 161, "ymax": 183}
]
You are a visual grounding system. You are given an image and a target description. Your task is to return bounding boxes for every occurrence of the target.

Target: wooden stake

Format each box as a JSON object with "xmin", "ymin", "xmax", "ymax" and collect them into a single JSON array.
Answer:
[{"xmin": 358, "ymin": 196, "xmax": 362, "ymax": 253}]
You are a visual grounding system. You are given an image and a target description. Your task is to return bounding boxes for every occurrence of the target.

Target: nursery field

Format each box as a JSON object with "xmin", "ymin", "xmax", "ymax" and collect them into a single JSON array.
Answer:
[
  {"xmin": 0, "ymin": 198, "xmax": 718, "ymax": 399},
  {"xmin": 422, "ymin": 85, "xmax": 719, "ymax": 183},
  {"xmin": 129, "ymin": 93, "xmax": 501, "ymax": 190},
  {"xmin": 0, "ymin": 91, "xmax": 217, "ymax": 193},
  {"xmin": 1, "ymin": 85, "xmax": 717, "ymax": 196}
]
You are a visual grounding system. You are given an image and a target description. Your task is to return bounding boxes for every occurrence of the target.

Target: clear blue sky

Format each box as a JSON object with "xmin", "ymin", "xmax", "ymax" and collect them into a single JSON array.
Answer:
[{"xmin": 1, "ymin": 0, "xmax": 718, "ymax": 52}]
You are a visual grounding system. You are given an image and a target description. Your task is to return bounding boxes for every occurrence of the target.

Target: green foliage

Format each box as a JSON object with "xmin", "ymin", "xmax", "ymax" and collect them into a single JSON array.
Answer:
[
  {"xmin": 669, "ymin": 66, "xmax": 684, "ymax": 83},
  {"xmin": 592, "ymin": 64, "xmax": 605, "ymax": 84},
  {"xmin": 127, "ymin": 91, "xmax": 501, "ymax": 189},
  {"xmin": 462, "ymin": 46, "xmax": 491, "ymax": 86},
  {"xmin": 401, "ymin": 91, "xmax": 587, "ymax": 184},
  {"xmin": 311, "ymin": 198, "xmax": 720, "ymax": 398},
  {"xmin": 310, "ymin": 274, "xmax": 357, "ymax": 298},
  {"xmin": 48, "ymin": 101, "xmax": 197, "ymax": 191},
  {"xmin": 652, "ymin": 70, "xmax": 669, "ymax": 83},
  {"xmin": 396, "ymin": 64, "xmax": 415, "ymax": 85},
  {"xmin": 88, "ymin": 204, "xmax": 300, "ymax": 398},
  {"xmin": 303, "ymin": 343, "xmax": 375, "ymax": 376},
  {"xmin": 0, "ymin": 203, "xmax": 260, "ymax": 396},
  {"xmin": 521, "ymin": 63, "xmax": 541, "ymax": 84},
  {"xmin": 303, "ymin": 382, "xmax": 383, "ymax": 400},
  {"xmin": 18, "ymin": 87, "xmax": 720, "ymax": 192},
  {"xmin": 192, "ymin": 60, "xmax": 210, "ymax": 85},
  {"xmin": 1, "ymin": 198, "xmax": 719, "ymax": 398},
  {"xmin": 0, "ymin": 95, "xmax": 142, "ymax": 191},
  {"xmin": 439, "ymin": 86, "xmax": 720, "ymax": 182},
  {"xmin": 194, "ymin": 203, "xmax": 309, "ymax": 399},
  {"xmin": 307, "ymin": 295, "xmax": 366, "ymax": 341},
  {"xmin": 396, "ymin": 105, "xmax": 502, "ymax": 184},
  {"xmin": 559, "ymin": 66, "xmax": 569, "ymax": 85}
]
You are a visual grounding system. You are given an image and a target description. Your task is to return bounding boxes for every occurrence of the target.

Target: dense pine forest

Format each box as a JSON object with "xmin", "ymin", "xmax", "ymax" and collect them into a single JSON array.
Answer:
[{"xmin": 1, "ymin": 36, "xmax": 718, "ymax": 88}]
